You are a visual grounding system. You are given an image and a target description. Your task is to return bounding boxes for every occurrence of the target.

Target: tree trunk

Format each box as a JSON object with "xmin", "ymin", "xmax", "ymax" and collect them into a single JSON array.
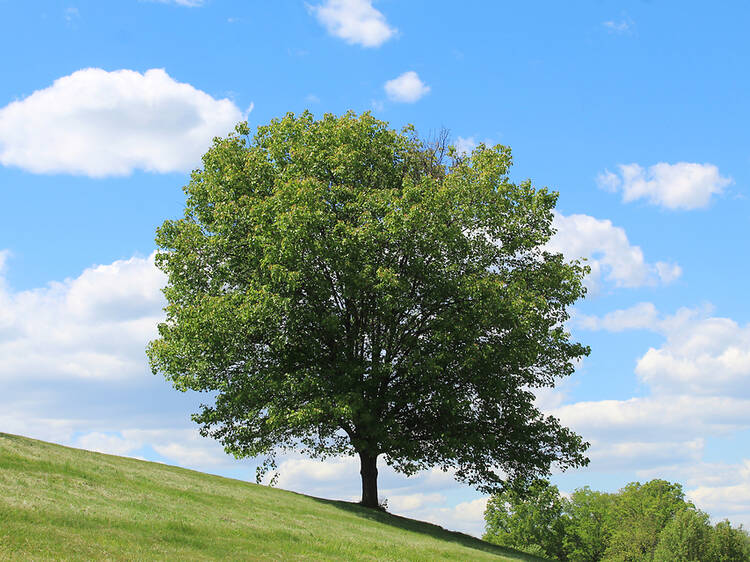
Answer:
[{"xmin": 358, "ymin": 452, "xmax": 379, "ymax": 508}]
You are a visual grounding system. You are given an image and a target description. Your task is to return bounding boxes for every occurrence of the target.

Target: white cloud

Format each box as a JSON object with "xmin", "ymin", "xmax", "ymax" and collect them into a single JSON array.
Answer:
[
  {"xmin": 575, "ymin": 303, "xmax": 750, "ymax": 397},
  {"xmin": 272, "ymin": 456, "xmax": 360, "ymax": 493},
  {"xmin": 74, "ymin": 431, "xmax": 143, "ymax": 456},
  {"xmin": 597, "ymin": 162, "xmax": 732, "ymax": 210},
  {"xmin": 151, "ymin": 441, "xmax": 229, "ymax": 467},
  {"xmin": 387, "ymin": 492, "xmax": 446, "ymax": 512},
  {"xmin": 70, "ymin": 428, "xmax": 236, "ymax": 468},
  {"xmin": 454, "ymin": 136, "xmax": 477, "ymax": 155},
  {"xmin": 586, "ymin": 438, "xmax": 704, "ymax": 471},
  {"xmin": 419, "ymin": 497, "xmax": 489, "ymax": 537},
  {"xmin": 0, "ymin": 251, "xmax": 165, "ymax": 381},
  {"xmin": 603, "ymin": 19, "xmax": 632, "ymax": 34},
  {"xmin": 554, "ymin": 396, "xmax": 750, "ymax": 452},
  {"xmin": 0, "ymin": 68, "xmax": 245, "ymax": 177},
  {"xmin": 655, "ymin": 261, "xmax": 683, "ymax": 283},
  {"xmin": 687, "ymin": 461, "xmax": 750, "ymax": 516},
  {"xmin": 575, "ymin": 302, "xmax": 660, "ymax": 332},
  {"xmin": 548, "ymin": 212, "xmax": 681, "ymax": 291},
  {"xmin": 384, "ymin": 71, "xmax": 430, "ymax": 103},
  {"xmin": 310, "ymin": 0, "xmax": 395, "ymax": 48},
  {"xmin": 636, "ymin": 315, "xmax": 750, "ymax": 397}
]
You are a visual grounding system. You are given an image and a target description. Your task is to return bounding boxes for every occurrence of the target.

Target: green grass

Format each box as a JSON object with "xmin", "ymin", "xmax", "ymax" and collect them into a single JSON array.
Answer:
[{"xmin": 0, "ymin": 433, "xmax": 547, "ymax": 561}]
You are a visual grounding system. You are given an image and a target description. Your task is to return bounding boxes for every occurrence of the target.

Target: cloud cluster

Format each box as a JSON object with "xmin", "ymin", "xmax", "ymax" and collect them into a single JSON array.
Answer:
[
  {"xmin": 310, "ymin": 0, "xmax": 396, "ymax": 48},
  {"xmin": 0, "ymin": 68, "xmax": 245, "ymax": 177},
  {"xmin": 0, "ymin": 252, "xmax": 165, "ymax": 381},
  {"xmin": 558, "ymin": 302, "xmax": 750, "ymax": 523},
  {"xmin": 384, "ymin": 71, "xmax": 430, "ymax": 103},
  {"xmin": 687, "ymin": 460, "xmax": 750, "ymax": 523},
  {"xmin": 548, "ymin": 212, "xmax": 681, "ymax": 291},
  {"xmin": 636, "ymin": 314, "xmax": 750, "ymax": 397},
  {"xmin": 575, "ymin": 303, "xmax": 750, "ymax": 397},
  {"xmin": 597, "ymin": 162, "xmax": 731, "ymax": 210}
]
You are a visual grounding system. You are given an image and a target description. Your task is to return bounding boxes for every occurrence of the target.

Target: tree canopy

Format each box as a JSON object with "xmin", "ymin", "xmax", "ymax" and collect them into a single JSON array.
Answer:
[
  {"xmin": 484, "ymin": 477, "xmax": 750, "ymax": 561},
  {"xmin": 147, "ymin": 111, "xmax": 590, "ymax": 507}
]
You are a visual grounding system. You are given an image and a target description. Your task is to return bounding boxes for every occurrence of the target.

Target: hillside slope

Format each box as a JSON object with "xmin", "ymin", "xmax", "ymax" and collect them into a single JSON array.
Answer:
[{"xmin": 0, "ymin": 433, "xmax": 545, "ymax": 561}]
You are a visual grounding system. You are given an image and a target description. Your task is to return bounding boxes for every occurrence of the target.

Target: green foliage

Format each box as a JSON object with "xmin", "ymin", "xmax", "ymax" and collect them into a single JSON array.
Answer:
[
  {"xmin": 653, "ymin": 508, "xmax": 712, "ymax": 562},
  {"xmin": 710, "ymin": 520, "xmax": 750, "ymax": 561},
  {"xmin": 484, "ymin": 479, "xmax": 568, "ymax": 560},
  {"xmin": 604, "ymin": 479, "xmax": 688, "ymax": 561},
  {"xmin": 563, "ymin": 487, "xmax": 614, "ymax": 561},
  {"xmin": 147, "ymin": 110, "xmax": 590, "ymax": 504},
  {"xmin": 0, "ymin": 432, "xmax": 545, "ymax": 561},
  {"xmin": 484, "ymin": 478, "xmax": 750, "ymax": 562}
]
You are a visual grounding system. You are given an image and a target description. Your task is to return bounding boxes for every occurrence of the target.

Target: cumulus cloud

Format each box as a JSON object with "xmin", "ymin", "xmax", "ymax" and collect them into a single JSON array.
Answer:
[
  {"xmin": 597, "ymin": 162, "xmax": 732, "ymax": 210},
  {"xmin": 0, "ymin": 251, "xmax": 165, "ymax": 381},
  {"xmin": 554, "ymin": 395, "xmax": 750, "ymax": 444},
  {"xmin": 548, "ymin": 212, "xmax": 681, "ymax": 291},
  {"xmin": 575, "ymin": 303, "xmax": 750, "ymax": 397},
  {"xmin": 636, "ymin": 314, "xmax": 750, "ymax": 397},
  {"xmin": 384, "ymin": 71, "xmax": 430, "ymax": 103},
  {"xmin": 0, "ymin": 68, "xmax": 246, "ymax": 177},
  {"xmin": 310, "ymin": 0, "xmax": 396, "ymax": 48}
]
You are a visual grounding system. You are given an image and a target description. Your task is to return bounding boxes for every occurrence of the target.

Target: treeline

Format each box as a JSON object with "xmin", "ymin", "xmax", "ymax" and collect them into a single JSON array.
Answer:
[{"xmin": 483, "ymin": 479, "xmax": 750, "ymax": 561}]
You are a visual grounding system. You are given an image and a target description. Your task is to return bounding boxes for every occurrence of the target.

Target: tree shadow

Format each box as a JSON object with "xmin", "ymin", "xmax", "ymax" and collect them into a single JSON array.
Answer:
[{"xmin": 309, "ymin": 497, "xmax": 550, "ymax": 561}]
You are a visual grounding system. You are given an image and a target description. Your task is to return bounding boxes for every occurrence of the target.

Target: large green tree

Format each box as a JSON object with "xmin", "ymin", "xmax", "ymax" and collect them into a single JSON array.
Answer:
[{"xmin": 147, "ymin": 111, "xmax": 590, "ymax": 508}]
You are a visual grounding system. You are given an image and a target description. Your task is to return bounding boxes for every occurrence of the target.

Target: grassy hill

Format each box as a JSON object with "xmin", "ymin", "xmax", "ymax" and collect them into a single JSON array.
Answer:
[{"xmin": 0, "ymin": 432, "xmax": 546, "ymax": 561}]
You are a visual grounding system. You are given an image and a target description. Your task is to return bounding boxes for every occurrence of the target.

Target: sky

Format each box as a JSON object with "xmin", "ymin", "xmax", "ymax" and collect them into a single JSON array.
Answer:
[{"xmin": 1, "ymin": 0, "xmax": 749, "ymax": 537}]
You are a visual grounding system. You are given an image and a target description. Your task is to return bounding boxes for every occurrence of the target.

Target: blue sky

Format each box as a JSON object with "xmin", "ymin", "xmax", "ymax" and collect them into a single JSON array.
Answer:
[{"xmin": 2, "ymin": 0, "xmax": 749, "ymax": 536}]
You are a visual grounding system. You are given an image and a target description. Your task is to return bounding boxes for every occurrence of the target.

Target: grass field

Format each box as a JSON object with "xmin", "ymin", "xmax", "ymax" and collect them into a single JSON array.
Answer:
[{"xmin": 0, "ymin": 432, "xmax": 547, "ymax": 561}]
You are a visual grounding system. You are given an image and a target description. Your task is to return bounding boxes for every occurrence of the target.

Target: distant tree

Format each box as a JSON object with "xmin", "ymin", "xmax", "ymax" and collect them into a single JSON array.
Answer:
[
  {"xmin": 563, "ymin": 486, "xmax": 614, "ymax": 562},
  {"xmin": 483, "ymin": 479, "xmax": 568, "ymax": 560},
  {"xmin": 653, "ymin": 508, "xmax": 712, "ymax": 562},
  {"xmin": 709, "ymin": 520, "xmax": 750, "ymax": 561},
  {"xmin": 147, "ymin": 111, "xmax": 590, "ymax": 508},
  {"xmin": 604, "ymin": 479, "xmax": 688, "ymax": 561}
]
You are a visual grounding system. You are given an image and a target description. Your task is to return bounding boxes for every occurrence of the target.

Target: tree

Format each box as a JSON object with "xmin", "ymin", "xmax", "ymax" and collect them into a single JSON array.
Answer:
[
  {"xmin": 604, "ymin": 479, "xmax": 688, "ymax": 561},
  {"xmin": 563, "ymin": 486, "xmax": 614, "ymax": 561},
  {"xmin": 483, "ymin": 479, "xmax": 568, "ymax": 560},
  {"xmin": 147, "ymin": 111, "xmax": 590, "ymax": 508},
  {"xmin": 710, "ymin": 520, "xmax": 750, "ymax": 562},
  {"xmin": 653, "ymin": 508, "xmax": 712, "ymax": 562}
]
